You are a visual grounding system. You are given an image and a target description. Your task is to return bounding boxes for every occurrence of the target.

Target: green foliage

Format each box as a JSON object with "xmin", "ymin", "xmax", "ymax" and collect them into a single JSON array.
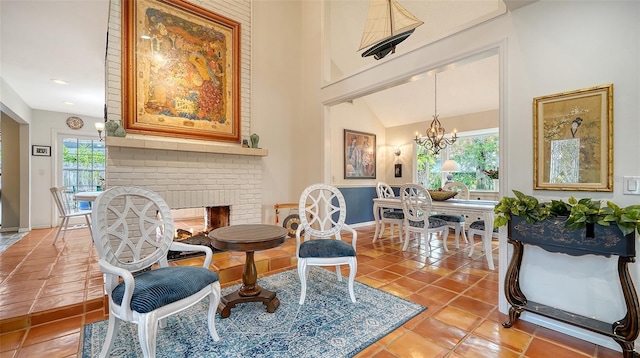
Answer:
[{"xmin": 494, "ymin": 191, "xmax": 640, "ymax": 236}]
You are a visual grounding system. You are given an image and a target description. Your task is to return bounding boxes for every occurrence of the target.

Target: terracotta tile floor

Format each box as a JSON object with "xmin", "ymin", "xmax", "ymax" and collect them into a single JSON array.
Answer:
[{"xmin": 0, "ymin": 222, "xmax": 621, "ymax": 357}]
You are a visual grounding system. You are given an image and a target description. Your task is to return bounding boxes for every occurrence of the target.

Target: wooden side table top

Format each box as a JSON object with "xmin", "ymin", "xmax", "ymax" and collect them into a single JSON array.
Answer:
[{"xmin": 209, "ymin": 224, "xmax": 288, "ymax": 252}]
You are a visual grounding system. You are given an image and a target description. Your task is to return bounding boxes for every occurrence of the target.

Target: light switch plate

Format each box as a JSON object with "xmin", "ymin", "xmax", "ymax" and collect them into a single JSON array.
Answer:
[{"xmin": 623, "ymin": 176, "xmax": 640, "ymax": 195}]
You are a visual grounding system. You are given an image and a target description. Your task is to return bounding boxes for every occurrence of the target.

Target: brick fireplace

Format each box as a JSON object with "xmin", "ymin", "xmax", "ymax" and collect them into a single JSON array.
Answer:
[{"xmin": 104, "ymin": 136, "xmax": 267, "ymax": 225}]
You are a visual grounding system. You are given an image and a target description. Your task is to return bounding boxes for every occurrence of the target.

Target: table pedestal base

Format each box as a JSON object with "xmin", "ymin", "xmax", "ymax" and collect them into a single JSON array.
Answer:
[{"xmin": 218, "ymin": 286, "xmax": 280, "ymax": 318}]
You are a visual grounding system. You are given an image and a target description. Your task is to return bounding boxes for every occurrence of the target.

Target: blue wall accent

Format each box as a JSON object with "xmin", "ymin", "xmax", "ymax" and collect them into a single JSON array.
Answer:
[{"xmin": 338, "ymin": 186, "xmax": 378, "ymax": 225}]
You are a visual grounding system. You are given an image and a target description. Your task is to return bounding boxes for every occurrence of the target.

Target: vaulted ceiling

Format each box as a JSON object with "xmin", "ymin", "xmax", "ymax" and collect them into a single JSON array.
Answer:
[{"xmin": 0, "ymin": 0, "xmax": 535, "ymax": 123}]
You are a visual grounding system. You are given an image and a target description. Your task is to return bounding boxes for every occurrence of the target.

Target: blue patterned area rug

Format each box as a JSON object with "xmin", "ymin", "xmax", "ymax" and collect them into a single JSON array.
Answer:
[{"xmin": 82, "ymin": 268, "xmax": 425, "ymax": 357}]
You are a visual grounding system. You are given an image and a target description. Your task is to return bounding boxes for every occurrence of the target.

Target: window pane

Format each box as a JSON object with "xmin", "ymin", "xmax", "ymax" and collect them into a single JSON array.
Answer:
[
  {"xmin": 415, "ymin": 132, "xmax": 499, "ymax": 191},
  {"xmin": 61, "ymin": 137, "xmax": 106, "ymax": 193},
  {"xmin": 449, "ymin": 134, "xmax": 499, "ymax": 191}
]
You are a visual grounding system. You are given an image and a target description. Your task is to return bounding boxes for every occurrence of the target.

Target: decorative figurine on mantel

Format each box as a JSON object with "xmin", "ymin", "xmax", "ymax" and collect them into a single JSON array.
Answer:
[
  {"xmin": 105, "ymin": 119, "xmax": 126, "ymax": 137},
  {"xmin": 242, "ymin": 139, "xmax": 250, "ymax": 148},
  {"xmin": 250, "ymin": 133, "xmax": 260, "ymax": 148}
]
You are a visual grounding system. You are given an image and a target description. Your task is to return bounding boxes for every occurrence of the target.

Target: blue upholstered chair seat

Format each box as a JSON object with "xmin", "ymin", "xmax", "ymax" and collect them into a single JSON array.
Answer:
[
  {"xmin": 408, "ymin": 217, "xmax": 448, "ymax": 229},
  {"xmin": 299, "ymin": 239, "xmax": 356, "ymax": 258},
  {"xmin": 431, "ymin": 213, "xmax": 465, "ymax": 222},
  {"xmin": 382, "ymin": 210, "xmax": 404, "ymax": 220},
  {"xmin": 469, "ymin": 220, "xmax": 498, "ymax": 233},
  {"xmin": 112, "ymin": 266, "xmax": 220, "ymax": 313}
]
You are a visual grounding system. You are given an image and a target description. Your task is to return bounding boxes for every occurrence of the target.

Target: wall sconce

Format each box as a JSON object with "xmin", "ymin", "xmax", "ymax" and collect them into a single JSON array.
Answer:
[
  {"xmin": 95, "ymin": 122, "xmax": 105, "ymax": 141},
  {"xmin": 394, "ymin": 147, "xmax": 401, "ymax": 157}
]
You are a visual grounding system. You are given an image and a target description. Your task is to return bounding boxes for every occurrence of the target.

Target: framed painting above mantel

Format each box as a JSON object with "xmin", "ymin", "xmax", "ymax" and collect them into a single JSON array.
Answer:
[{"xmin": 122, "ymin": 0, "xmax": 241, "ymax": 143}]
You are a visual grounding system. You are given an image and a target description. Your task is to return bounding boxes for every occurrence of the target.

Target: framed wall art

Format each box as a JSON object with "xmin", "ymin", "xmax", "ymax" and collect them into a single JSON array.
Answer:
[
  {"xmin": 122, "ymin": 0, "xmax": 241, "ymax": 142},
  {"xmin": 533, "ymin": 84, "xmax": 613, "ymax": 191},
  {"xmin": 32, "ymin": 145, "xmax": 51, "ymax": 157},
  {"xmin": 394, "ymin": 163, "xmax": 402, "ymax": 178},
  {"xmin": 344, "ymin": 129, "xmax": 376, "ymax": 179}
]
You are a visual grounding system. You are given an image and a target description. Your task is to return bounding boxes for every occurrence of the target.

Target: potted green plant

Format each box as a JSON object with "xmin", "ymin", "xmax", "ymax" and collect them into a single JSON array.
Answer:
[
  {"xmin": 494, "ymin": 190, "xmax": 640, "ymax": 257},
  {"xmin": 498, "ymin": 191, "xmax": 640, "ymax": 356}
]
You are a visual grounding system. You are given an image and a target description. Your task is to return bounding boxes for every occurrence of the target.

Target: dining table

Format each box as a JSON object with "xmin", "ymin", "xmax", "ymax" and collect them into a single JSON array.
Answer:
[
  {"xmin": 74, "ymin": 191, "xmax": 102, "ymax": 202},
  {"xmin": 373, "ymin": 197, "xmax": 499, "ymax": 270}
]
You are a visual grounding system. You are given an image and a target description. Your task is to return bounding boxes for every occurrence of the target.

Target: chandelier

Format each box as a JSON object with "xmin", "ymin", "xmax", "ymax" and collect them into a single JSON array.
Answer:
[{"xmin": 414, "ymin": 73, "xmax": 457, "ymax": 155}]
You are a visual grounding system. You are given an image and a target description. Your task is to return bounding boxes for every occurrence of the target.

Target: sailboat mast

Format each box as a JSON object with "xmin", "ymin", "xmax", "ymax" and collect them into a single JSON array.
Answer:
[{"xmin": 387, "ymin": 0, "xmax": 395, "ymax": 35}]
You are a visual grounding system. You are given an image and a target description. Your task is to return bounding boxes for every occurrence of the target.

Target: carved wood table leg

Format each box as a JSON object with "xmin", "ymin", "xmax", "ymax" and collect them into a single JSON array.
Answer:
[
  {"xmin": 217, "ymin": 251, "xmax": 281, "ymax": 318},
  {"xmin": 503, "ymin": 239, "xmax": 527, "ymax": 328},
  {"xmin": 612, "ymin": 256, "xmax": 639, "ymax": 357}
]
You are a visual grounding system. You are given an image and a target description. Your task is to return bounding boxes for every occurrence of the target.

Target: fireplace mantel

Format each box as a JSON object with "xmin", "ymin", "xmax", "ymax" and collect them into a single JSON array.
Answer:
[{"xmin": 106, "ymin": 134, "xmax": 268, "ymax": 156}]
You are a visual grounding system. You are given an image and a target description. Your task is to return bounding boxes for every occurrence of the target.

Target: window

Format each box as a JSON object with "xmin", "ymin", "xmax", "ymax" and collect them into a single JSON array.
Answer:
[
  {"xmin": 62, "ymin": 137, "xmax": 105, "ymax": 193},
  {"xmin": 416, "ymin": 131, "xmax": 499, "ymax": 191}
]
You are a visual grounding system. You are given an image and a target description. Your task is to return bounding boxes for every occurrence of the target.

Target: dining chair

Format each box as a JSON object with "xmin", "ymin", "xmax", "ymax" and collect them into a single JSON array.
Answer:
[
  {"xmin": 430, "ymin": 181, "xmax": 469, "ymax": 249},
  {"xmin": 374, "ymin": 181, "xmax": 404, "ymax": 242},
  {"xmin": 296, "ymin": 183, "xmax": 357, "ymax": 304},
  {"xmin": 91, "ymin": 186, "xmax": 221, "ymax": 358},
  {"xmin": 467, "ymin": 219, "xmax": 500, "ymax": 257},
  {"xmin": 399, "ymin": 183, "xmax": 448, "ymax": 252},
  {"xmin": 49, "ymin": 186, "xmax": 92, "ymax": 244}
]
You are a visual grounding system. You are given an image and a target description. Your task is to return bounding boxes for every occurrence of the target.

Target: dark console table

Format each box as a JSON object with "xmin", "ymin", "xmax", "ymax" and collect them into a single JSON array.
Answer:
[{"xmin": 503, "ymin": 217, "xmax": 639, "ymax": 357}]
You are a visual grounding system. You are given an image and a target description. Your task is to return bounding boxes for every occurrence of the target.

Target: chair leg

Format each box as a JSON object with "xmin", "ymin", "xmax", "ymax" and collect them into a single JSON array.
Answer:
[
  {"xmin": 99, "ymin": 313, "xmax": 121, "ymax": 358},
  {"xmin": 138, "ymin": 312, "xmax": 159, "ymax": 358},
  {"xmin": 208, "ymin": 282, "xmax": 221, "ymax": 341},
  {"xmin": 348, "ymin": 258, "xmax": 357, "ymax": 303},
  {"xmin": 467, "ymin": 229, "xmax": 478, "ymax": 257},
  {"xmin": 402, "ymin": 229, "xmax": 410, "ymax": 251},
  {"xmin": 441, "ymin": 228, "xmax": 449, "ymax": 253},
  {"xmin": 461, "ymin": 224, "xmax": 468, "ymax": 244},
  {"xmin": 52, "ymin": 217, "xmax": 67, "ymax": 245},
  {"xmin": 453, "ymin": 225, "xmax": 461, "ymax": 248},
  {"xmin": 335, "ymin": 265, "xmax": 343, "ymax": 282},
  {"xmin": 298, "ymin": 260, "xmax": 308, "ymax": 305}
]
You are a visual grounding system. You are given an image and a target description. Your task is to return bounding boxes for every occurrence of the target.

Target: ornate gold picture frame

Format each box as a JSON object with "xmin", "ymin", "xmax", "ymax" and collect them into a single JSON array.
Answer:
[
  {"xmin": 122, "ymin": 0, "xmax": 241, "ymax": 142},
  {"xmin": 533, "ymin": 84, "xmax": 613, "ymax": 191}
]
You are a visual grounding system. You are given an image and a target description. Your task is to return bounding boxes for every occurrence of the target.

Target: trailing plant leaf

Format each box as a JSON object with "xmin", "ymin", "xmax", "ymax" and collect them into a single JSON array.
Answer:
[{"xmin": 494, "ymin": 191, "xmax": 640, "ymax": 237}]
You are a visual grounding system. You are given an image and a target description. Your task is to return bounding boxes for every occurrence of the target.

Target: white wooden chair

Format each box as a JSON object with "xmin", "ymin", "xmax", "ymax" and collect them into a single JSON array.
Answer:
[
  {"xmin": 91, "ymin": 186, "xmax": 221, "ymax": 357},
  {"xmin": 467, "ymin": 220, "xmax": 500, "ymax": 257},
  {"xmin": 296, "ymin": 183, "xmax": 357, "ymax": 304},
  {"xmin": 399, "ymin": 184, "xmax": 448, "ymax": 252},
  {"xmin": 430, "ymin": 182, "xmax": 469, "ymax": 248},
  {"xmin": 374, "ymin": 181, "xmax": 404, "ymax": 242},
  {"xmin": 49, "ymin": 186, "xmax": 92, "ymax": 244}
]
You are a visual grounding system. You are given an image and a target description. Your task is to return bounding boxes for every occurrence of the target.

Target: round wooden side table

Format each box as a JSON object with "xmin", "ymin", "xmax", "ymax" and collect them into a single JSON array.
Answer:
[{"xmin": 209, "ymin": 224, "xmax": 288, "ymax": 318}]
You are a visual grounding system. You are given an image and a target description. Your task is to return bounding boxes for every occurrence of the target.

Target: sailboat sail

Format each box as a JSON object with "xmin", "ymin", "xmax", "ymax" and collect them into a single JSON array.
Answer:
[{"xmin": 358, "ymin": 0, "xmax": 424, "ymax": 53}]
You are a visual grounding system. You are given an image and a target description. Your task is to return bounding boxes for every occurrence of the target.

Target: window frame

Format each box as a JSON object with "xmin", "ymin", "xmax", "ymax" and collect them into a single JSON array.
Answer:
[{"xmin": 415, "ymin": 128, "xmax": 499, "ymax": 191}]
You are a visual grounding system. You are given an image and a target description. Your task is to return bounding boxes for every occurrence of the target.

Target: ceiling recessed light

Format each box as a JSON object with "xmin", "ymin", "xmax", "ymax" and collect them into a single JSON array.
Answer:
[
  {"xmin": 63, "ymin": 101, "xmax": 74, "ymax": 105},
  {"xmin": 51, "ymin": 79, "xmax": 69, "ymax": 85}
]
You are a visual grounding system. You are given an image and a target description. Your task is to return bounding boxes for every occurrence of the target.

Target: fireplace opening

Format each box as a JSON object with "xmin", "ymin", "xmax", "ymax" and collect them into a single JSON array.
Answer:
[{"xmin": 167, "ymin": 206, "xmax": 230, "ymax": 261}]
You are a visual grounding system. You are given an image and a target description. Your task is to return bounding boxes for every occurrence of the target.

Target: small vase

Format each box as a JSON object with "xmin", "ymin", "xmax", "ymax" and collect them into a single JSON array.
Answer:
[
  {"xmin": 250, "ymin": 133, "xmax": 259, "ymax": 148},
  {"xmin": 493, "ymin": 179, "xmax": 499, "ymax": 192}
]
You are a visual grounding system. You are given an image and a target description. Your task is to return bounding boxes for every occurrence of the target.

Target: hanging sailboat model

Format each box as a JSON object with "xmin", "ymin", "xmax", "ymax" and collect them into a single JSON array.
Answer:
[{"xmin": 358, "ymin": 0, "xmax": 424, "ymax": 60}]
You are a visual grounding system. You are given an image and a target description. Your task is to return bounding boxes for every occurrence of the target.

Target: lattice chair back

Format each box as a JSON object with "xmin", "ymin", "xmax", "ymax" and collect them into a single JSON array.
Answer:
[
  {"xmin": 376, "ymin": 181, "xmax": 395, "ymax": 199},
  {"xmin": 442, "ymin": 181, "xmax": 470, "ymax": 200},
  {"xmin": 400, "ymin": 183, "xmax": 434, "ymax": 222},
  {"xmin": 297, "ymin": 183, "xmax": 348, "ymax": 240},
  {"xmin": 295, "ymin": 183, "xmax": 357, "ymax": 304},
  {"xmin": 92, "ymin": 186, "xmax": 174, "ymax": 273},
  {"xmin": 91, "ymin": 186, "xmax": 221, "ymax": 357}
]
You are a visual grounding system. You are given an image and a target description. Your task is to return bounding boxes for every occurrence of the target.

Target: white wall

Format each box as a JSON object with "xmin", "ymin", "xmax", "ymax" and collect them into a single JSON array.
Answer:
[
  {"xmin": 329, "ymin": 99, "xmax": 386, "ymax": 187},
  {"xmin": 30, "ymin": 110, "xmax": 102, "ymax": 229},
  {"xmin": 317, "ymin": 0, "xmax": 640, "ymax": 350},
  {"xmin": 252, "ymin": 0, "xmax": 303, "ymax": 221}
]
